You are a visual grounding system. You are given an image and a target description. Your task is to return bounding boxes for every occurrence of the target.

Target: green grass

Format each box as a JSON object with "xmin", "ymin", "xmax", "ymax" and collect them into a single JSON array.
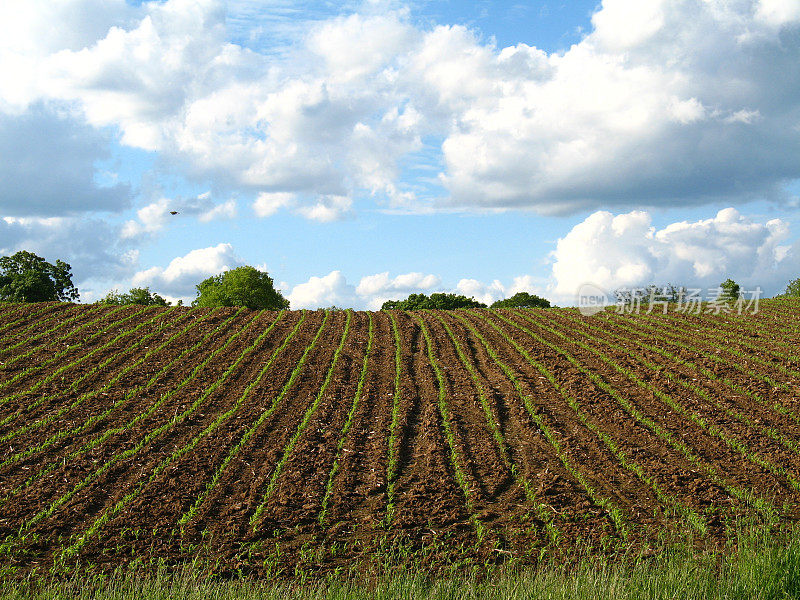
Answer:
[{"xmin": 3, "ymin": 524, "xmax": 800, "ymax": 599}]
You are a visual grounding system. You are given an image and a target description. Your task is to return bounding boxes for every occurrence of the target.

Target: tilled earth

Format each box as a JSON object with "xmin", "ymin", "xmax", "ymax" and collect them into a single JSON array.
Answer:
[{"xmin": 0, "ymin": 300, "xmax": 799, "ymax": 578}]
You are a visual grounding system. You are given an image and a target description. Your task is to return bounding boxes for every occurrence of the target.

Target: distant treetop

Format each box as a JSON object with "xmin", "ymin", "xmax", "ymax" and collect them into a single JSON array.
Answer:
[
  {"xmin": 101, "ymin": 287, "xmax": 169, "ymax": 306},
  {"xmin": 192, "ymin": 266, "xmax": 290, "ymax": 310},
  {"xmin": 491, "ymin": 292, "xmax": 551, "ymax": 309},
  {"xmin": 381, "ymin": 293, "xmax": 486, "ymax": 311},
  {"xmin": 778, "ymin": 277, "xmax": 800, "ymax": 299},
  {"xmin": 0, "ymin": 250, "xmax": 79, "ymax": 303},
  {"xmin": 719, "ymin": 278, "xmax": 741, "ymax": 302}
]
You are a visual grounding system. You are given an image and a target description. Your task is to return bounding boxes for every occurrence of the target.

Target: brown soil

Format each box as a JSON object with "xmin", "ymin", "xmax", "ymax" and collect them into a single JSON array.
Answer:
[{"xmin": 1, "ymin": 301, "xmax": 799, "ymax": 579}]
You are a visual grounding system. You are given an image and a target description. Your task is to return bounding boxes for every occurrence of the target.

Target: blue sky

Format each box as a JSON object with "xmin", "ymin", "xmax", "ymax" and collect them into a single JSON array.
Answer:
[{"xmin": 1, "ymin": 0, "xmax": 799, "ymax": 308}]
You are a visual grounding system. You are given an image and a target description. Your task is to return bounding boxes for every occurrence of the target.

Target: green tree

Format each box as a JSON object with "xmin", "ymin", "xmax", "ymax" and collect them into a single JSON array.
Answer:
[
  {"xmin": 719, "ymin": 278, "xmax": 741, "ymax": 302},
  {"xmin": 192, "ymin": 266, "xmax": 289, "ymax": 310},
  {"xmin": 101, "ymin": 287, "xmax": 169, "ymax": 306},
  {"xmin": 780, "ymin": 278, "xmax": 800, "ymax": 298},
  {"xmin": 0, "ymin": 250, "xmax": 79, "ymax": 303},
  {"xmin": 381, "ymin": 292, "xmax": 486, "ymax": 310},
  {"xmin": 491, "ymin": 292, "xmax": 551, "ymax": 309}
]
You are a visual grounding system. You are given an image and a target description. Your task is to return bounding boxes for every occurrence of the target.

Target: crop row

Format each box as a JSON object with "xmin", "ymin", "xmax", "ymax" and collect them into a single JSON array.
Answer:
[
  {"xmin": 1, "ymin": 304, "xmax": 798, "ymax": 574},
  {"xmin": 54, "ymin": 310, "xmax": 286, "ymax": 563},
  {"xmin": 487, "ymin": 310, "xmax": 776, "ymax": 519}
]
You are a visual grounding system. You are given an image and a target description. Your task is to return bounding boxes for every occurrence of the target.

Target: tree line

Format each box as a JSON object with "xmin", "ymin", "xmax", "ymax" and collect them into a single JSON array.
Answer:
[{"xmin": 2, "ymin": 250, "xmax": 799, "ymax": 310}]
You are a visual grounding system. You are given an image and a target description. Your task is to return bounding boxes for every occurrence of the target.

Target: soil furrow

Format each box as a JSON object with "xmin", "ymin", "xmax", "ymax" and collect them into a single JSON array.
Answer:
[
  {"xmin": 461, "ymin": 311, "xmax": 686, "ymax": 540},
  {"xmin": 0, "ymin": 308, "xmax": 247, "ymax": 490},
  {"xmin": 492, "ymin": 310, "xmax": 792, "ymax": 514},
  {"xmin": 0, "ymin": 302, "xmax": 74, "ymax": 343},
  {"xmin": 547, "ymin": 310, "xmax": 800, "ymax": 471},
  {"xmin": 0, "ymin": 305, "xmax": 151, "ymax": 399},
  {"xmin": 63, "ymin": 311, "xmax": 322, "ymax": 571},
  {"xmin": 421, "ymin": 311, "xmax": 540, "ymax": 556},
  {"xmin": 597, "ymin": 311, "xmax": 800, "ymax": 420},
  {"xmin": 0, "ymin": 309, "xmax": 274, "ymax": 547},
  {"xmin": 384, "ymin": 311, "xmax": 475, "ymax": 551},
  {"xmin": 447, "ymin": 311, "xmax": 659, "ymax": 546},
  {"xmin": 0, "ymin": 307, "xmax": 188, "ymax": 438},
  {"xmin": 320, "ymin": 312, "xmax": 397, "ymax": 545}
]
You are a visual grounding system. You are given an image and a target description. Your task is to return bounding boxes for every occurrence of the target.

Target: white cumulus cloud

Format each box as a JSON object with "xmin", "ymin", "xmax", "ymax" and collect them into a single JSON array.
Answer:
[
  {"xmin": 287, "ymin": 270, "xmax": 358, "ymax": 309},
  {"xmin": 549, "ymin": 207, "xmax": 798, "ymax": 303},
  {"xmin": 132, "ymin": 242, "xmax": 244, "ymax": 298},
  {"xmin": 289, "ymin": 269, "xmax": 548, "ymax": 309},
  {"xmin": 122, "ymin": 193, "xmax": 236, "ymax": 238},
  {"xmin": 3, "ymin": 0, "xmax": 797, "ymax": 215}
]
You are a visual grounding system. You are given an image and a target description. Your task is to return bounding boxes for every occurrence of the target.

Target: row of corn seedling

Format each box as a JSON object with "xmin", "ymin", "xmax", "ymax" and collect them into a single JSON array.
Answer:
[
  {"xmin": 250, "ymin": 310, "xmax": 350, "ymax": 530},
  {"xmin": 0, "ymin": 306, "xmax": 182, "ymax": 434},
  {"xmin": 603, "ymin": 312, "xmax": 800, "ymax": 417},
  {"xmin": 517, "ymin": 310, "xmax": 800, "ymax": 495},
  {"xmin": 2, "ymin": 310, "xmax": 278, "ymax": 560},
  {"xmin": 318, "ymin": 313, "xmax": 374, "ymax": 525},
  {"xmin": 0, "ymin": 305, "xmax": 144, "ymax": 397},
  {"xmin": 0, "ymin": 303, "xmax": 109, "ymax": 367},
  {"xmin": 434, "ymin": 311, "xmax": 563, "ymax": 545},
  {"xmin": 482, "ymin": 310, "xmax": 776, "ymax": 520},
  {"xmin": 383, "ymin": 311, "xmax": 404, "ymax": 526},
  {"xmin": 465, "ymin": 310, "xmax": 712, "ymax": 535},
  {"xmin": 177, "ymin": 311, "xmax": 315, "ymax": 528},
  {"xmin": 0, "ymin": 303, "xmax": 74, "ymax": 343},
  {"xmin": 635, "ymin": 310, "xmax": 800, "ymax": 376},
  {"xmin": 461, "ymin": 311, "xmax": 631, "ymax": 537},
  {"xmin": 54, "ymin": 311, "xmax": 292, "ymax": 564},
  {"xmin": 410, "ymin": 313, "xmax": 486, "ymax": 542},
  {"xmin": 555, "ymin": 310, "xmax": 800, "ymax": 457},
  {"xmin": 0, "ymin": 309, "xmax": 249, "ymax": 507}
]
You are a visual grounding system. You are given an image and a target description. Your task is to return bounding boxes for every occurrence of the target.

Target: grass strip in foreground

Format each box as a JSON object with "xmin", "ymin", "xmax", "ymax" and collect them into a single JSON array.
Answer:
[{"xmin": 4, "ymin": 523, "xmax": 800, "ymax": 600}]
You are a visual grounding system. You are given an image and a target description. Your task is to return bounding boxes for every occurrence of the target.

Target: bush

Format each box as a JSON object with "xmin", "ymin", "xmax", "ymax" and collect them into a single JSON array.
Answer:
[
  {"xmin": 192, "ymin": 266, "xmax": 289, "ymax": 310},
  {"xmin": 719, "ymin": 278, "xmax": 741, "ymax": 302},
  {"xmin": 0, "ymin": 250, "xmax": 79, "ymax": 303},
  {"xmin": 779, "ymin": 278, "xmax": 800, "ymax": 298},
  {"xmin": 491, "ymin": 292, "xmax": 551, "ymax": 309},
  {"xmin": 381, "ymin": 293, "xmax": 486, "ymax": 311},
  {"xmin": 101, "ymin": 287, "xmax": 169, "ymax": 306}
]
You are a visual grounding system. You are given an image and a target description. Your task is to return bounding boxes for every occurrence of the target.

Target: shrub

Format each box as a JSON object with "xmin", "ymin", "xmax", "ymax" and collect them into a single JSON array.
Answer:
[
  {"xmin": 192, "ymin": 266, "xmax": 289, "ymax": 310},
  {"xmin": 381, "ymin": 293, "xmax": 486, "ymax": 311},
  {"xmin": 101, "ymin": 287, "xmax": 169, "ymax": 306},
  {"xmin": 491, "ymin": 292, "xmax": 551, "ymax": 309},
  {"xmin": 0, "ymin": 250, "xmax": 79, "ymax": 303}
]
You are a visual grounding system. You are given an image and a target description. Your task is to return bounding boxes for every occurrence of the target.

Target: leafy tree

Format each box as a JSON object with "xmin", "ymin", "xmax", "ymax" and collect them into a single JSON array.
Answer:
[
  {"xmin": 381, "ymin": 293, "xmax": 486, "ymax": 311},
  {"xmin": 101, "ymin": 287, "xmax": 169, "ymax": 306},
  {"xmin": 719, "ymin": 278, "xmax": 741, "ymax": 302},
  {"xmin": 780, "ymin": 278, "xmax": 800, "ymax": 298},
  {"xmin": 0, "ymin": 250, "xmax": 79, "ymax": 303},
  {"xmin": 192, "ymin": 266, "xmax": 289, "ymax": 310},
  {"xmin": 491, "ymin": 292, "xmax": 551, "ymax": 309}
]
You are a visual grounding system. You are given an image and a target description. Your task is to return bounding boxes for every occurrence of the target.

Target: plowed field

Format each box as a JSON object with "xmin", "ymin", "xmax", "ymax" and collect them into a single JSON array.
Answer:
[{"xmin": 1, "ymin": 300, "xmax": 799, "ymax": 578}]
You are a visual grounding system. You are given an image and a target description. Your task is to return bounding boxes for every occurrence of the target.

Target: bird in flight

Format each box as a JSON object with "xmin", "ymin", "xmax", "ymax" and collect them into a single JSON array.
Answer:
[{"xmin": 169, "ymin": 211, "xmax": 179, "ymax": 215}]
